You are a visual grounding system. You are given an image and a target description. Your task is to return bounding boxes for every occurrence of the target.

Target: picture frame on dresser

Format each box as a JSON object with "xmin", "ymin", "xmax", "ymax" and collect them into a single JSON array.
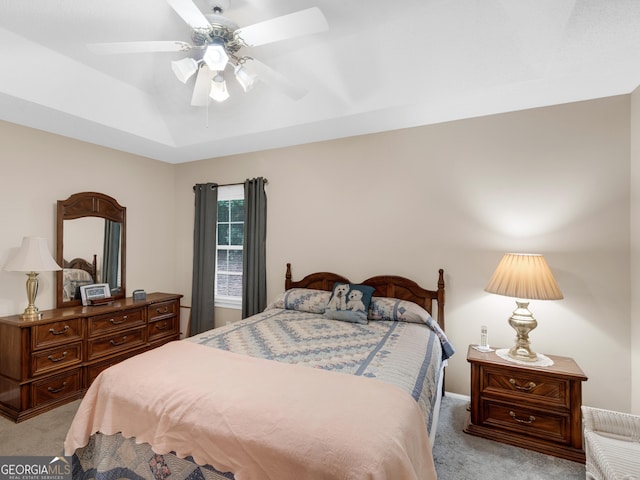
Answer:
[{"xmin": 80, "ymin": 283, "xmax": 111, "ymax": 306}]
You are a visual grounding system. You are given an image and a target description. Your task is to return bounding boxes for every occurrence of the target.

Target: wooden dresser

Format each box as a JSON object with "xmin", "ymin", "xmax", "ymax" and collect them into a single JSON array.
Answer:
[
  {"xmin": 0, "ymin": 292, "xmax": 182, "ymax": 422},
  {"xmin": 464, "ymin": 345, "xmax": 587, "ymax": 463}
]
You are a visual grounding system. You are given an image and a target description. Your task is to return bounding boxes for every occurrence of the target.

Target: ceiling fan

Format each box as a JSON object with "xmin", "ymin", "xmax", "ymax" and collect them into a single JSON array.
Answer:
[{"xmin": 88, "ymin": 0, "xmax": 329, "ymax": 106}]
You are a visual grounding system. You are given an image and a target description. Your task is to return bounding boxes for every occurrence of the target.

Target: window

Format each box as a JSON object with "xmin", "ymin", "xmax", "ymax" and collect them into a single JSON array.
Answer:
[{"xmin": 215, "ymin": 185, "xmax": 244, "ymax": 308}]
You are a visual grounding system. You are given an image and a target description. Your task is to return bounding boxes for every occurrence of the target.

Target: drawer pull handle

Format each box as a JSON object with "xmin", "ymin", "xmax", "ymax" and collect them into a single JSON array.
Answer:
[
  {"xmin": 47, "ymin": 351, "xmax": 68, "ymax": 362},
  {"xmin": 155, "ymin": 322, "xmax": 169, "ymax": 330},
  {"xmin": 47, "ymin": 382, "xmax": 68, "ymax": 394},
  {"xmin": 49, "ymin": 325, "xmax": 70, "ymax": 336},
  {"xmin": 509, "ymin": 411, "xmax": 536, "ymax": 424},
  {"xmin": 157, "ymin": 307, "xmax": 169, "ymax": 314},
  {"xmin": 509, "ymin": 378, "xmax": 537, "ymax": 392},
  {"xmin": 110, "ymin": 336, "xmax": 127, "ymax": 346},
  {"xmin": 110, "ymin": 316, "xmax": 127, "ymax": 325}
]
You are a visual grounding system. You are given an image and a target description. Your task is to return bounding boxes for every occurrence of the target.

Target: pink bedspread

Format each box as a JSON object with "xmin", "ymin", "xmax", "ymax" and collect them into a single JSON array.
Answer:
[{"xmin": 64, "ymin": 341, "xmax": 436, "ymax": 480}]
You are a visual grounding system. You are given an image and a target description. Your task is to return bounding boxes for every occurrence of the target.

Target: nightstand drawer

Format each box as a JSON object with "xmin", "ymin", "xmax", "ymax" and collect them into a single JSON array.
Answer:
[
  {"xmin": 88, "ymin": 308, "xmax": 144, "ymax": 337},
  {"xmin": 481, "ymin": 399, "xmax": 570, "ymax": 445},
  {"xmin": 31, "ymin": 342, "xmax": 82, "ymax": 376},
  {"xmin": 32, "ymin": 318, "xmax": 82, "ymax": 349},
  {"xmin": 483, "ymin": 366, "xmax": 569, "ymax": 408}
]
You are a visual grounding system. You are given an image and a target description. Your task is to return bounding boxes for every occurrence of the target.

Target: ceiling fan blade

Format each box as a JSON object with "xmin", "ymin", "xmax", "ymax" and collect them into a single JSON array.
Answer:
[
  {"xmin": 247, "ymin": 59, "xmax": 308, "ymax": 100},
  {"xmin": 87, "ymin": 41, "xmax": 192, "ymax": 54},
  {"xmin": 235, "ymin": 7, "xmax": 328, "ymax": 47},
  {"xmin": 166, "ymin": 0, "xmax": 212, "ymax": 31},
  {"xmin": 191, "ymin": 65, "xmax": 215, "ymax": 106}
]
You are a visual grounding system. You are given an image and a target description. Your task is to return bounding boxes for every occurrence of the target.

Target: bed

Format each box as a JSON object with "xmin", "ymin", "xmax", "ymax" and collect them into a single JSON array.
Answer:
[
  {"xmin": 64, "ymin": 264, "xmax": 454, "ymax": 480},
  {"xmin": 62, "ymin": 255, "xmax": 97, "ymax": 301}
]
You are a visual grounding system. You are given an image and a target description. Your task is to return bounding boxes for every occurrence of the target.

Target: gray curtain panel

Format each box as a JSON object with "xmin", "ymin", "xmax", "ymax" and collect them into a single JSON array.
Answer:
[
  {"xmin": 102, "ymin": 219, "xmax": 121, "ymax": 293},
  {"xmin": 242, "ymin": 177, "xmax": 267, "ymax": 318},
  {"xmin": 191, "ymin": 183, "xmax": 218, "ymax": 335}
]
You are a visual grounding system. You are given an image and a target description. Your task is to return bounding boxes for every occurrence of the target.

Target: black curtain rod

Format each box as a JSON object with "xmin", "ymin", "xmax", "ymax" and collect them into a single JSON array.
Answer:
[{"xmin": 193, "ymin": 178, "xmax": 268, "ymax": 191}]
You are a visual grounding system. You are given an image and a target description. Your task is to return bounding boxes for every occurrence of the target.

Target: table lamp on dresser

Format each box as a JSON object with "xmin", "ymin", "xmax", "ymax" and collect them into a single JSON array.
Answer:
[
  {"xmin": 484, "ymin": 252, "xmax": 563, "ymax": 362},
  {"xmin": 4, "ymin": 236, "xmax": 62, "ymax": 320}
]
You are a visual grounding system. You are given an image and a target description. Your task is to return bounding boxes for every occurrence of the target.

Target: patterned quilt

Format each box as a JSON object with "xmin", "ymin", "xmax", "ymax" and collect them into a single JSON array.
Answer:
[{"xmin": 71, "ymin": 290, "xmax": 454, "ymax": 480}]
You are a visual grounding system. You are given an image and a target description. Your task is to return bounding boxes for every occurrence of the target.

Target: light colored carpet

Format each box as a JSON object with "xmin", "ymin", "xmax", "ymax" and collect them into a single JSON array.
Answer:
[
  {"xmin": 0, "ymin": 395, "xmax": 586, "ymax": 479},
  {"xmin": 433, "ymin": 393, "xmax": 586, "ymax": 479},
  {"xmin": 0, "ymin": 400, "xmax": 81, "ymax": 456}
]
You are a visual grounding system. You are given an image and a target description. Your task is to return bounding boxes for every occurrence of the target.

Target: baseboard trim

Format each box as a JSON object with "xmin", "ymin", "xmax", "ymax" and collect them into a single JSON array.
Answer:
[{"xmin": 444, "ymin": 391, "xmax": 470, "ymax": 401}]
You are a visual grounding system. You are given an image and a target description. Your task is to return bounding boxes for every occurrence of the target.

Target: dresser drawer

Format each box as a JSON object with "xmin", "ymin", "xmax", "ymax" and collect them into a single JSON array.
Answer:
[
  {"xmin": 87, "ymin": 326, "xmax": 146, "ymax": 360},
  {"xmin": 480, "ymin": 399, "xmax": 570, "ymax": 445},
  {"xmin": 88, "ymin": 308, "xmax": 144, "ymax": 337},
  {"xmin": 31, "ymin": 370, "xmax": 82, "ymax": 407},
  {"xmin": 85, "ymin": 349, "xmax": 146, "ymax": 386},
  {"xmin": 483, "ymin": 366, "xmax": 569, "ymax": 408},
  {"xmin": 32, "ymin": 318, "xmax": 82, "ymax": 349},
  {"xmin": 31, "ymin": 342, "xmax": 82, "ymax": 376},
  {"xmin": 148, "ymin": 315, "xmax": 178, "ymax": 342},
  {"xmin": 148, "ymin": 300, "xmax": 178, "ymax": 321}
]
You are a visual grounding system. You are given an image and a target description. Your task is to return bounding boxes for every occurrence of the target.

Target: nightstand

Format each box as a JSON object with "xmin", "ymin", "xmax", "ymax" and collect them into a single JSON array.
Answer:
[{"xmin": 463, "ymin": 345, "xmax": 587, "ymax": 463}]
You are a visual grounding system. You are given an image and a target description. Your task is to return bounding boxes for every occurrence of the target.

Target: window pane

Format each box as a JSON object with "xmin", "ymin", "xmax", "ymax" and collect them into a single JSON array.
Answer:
[
  {"xmin": 217, "ymin": 249, "xmax": 228, "ymax": 269},
  {"xmin": 218, "ymin": 224, "xmax": 229, "ymax": 246},
  {"xmin": 217, "ymin": 201, "xmax": 229, "ymax": 222},
  {"xmin": 216, "ymin": 273, "xmax": 243, "ymax": 297},
  {"xmin": 230, "ymin": 200, "xmax": 244, "ymax": 222},
  {"xmin": 230, "ymin": 224, "xmax": 244, "ymax": 246},
  {"xmin": 229, "ymin": 250, "xmax": 243, "ymax": 272}
]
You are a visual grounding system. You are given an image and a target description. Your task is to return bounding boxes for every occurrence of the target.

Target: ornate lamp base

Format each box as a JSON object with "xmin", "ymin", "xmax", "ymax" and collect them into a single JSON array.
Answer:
[
  {"xmin": 507, "ymin": 300, "xmax": 538, "ymax": 362},
  {"xmin": 20, "ymin": 271, "xmax": 43, "ymax": 322}
]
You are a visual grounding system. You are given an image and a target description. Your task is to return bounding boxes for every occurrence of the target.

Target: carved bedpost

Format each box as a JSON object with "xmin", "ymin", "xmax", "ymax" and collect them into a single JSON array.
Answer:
[{"xmin": 285, "ymin": 263, "xmax": 293, "ymax": 290}]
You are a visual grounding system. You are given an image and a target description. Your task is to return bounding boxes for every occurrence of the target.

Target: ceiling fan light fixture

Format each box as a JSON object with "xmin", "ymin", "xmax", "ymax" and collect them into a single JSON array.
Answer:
[
  {"xmin": 210, "ymin": 74, "xmax": 230, "ymax": 102},
  {"xmin": 203, "ymin": 41, "xmax": 229, "ymax": 71},
  {"xmin": 234, "ymin": 64, "xmax": 257, "ymax": 92},
  {"xmin": 171, "ymin": 57, "xmax": 199, "ymax": 83}
]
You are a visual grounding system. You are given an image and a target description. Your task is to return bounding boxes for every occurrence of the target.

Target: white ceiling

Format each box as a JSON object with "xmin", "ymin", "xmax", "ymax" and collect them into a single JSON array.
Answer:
[{"xmin": 1, "ymin": 0, "xmax": 640, "ymax": 164}]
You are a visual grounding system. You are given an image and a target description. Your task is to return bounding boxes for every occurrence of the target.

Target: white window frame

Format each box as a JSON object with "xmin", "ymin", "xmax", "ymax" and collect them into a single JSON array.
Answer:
[{"xmin": 215, "ymin": 184, "xmax": 244, "ymax": 309}]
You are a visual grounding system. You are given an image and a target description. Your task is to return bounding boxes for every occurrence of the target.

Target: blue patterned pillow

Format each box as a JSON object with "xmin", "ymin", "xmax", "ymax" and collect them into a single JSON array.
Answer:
[
  {"xmin": 324, "ymin": 283, "xmax": 375, "ymax": 324},
  {"xmin": 368, "ymin": 297, "xmax": 430, "ymax": 323},
  {"xmin": 265, "ymin": 288, "xmax": 331, "ymax": 314}
]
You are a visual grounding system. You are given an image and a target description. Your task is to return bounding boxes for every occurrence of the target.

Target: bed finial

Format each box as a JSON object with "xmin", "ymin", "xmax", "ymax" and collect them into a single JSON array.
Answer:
[{"xmin": 285, "ymin": 263, "xmax": 292, "ymax": 290}]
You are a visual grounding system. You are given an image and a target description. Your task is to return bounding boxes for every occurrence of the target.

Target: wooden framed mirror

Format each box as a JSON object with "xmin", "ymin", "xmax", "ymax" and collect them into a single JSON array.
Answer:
[{"xmin": 56, "ymin": 192, "xmax": 126, "ymax": 308}]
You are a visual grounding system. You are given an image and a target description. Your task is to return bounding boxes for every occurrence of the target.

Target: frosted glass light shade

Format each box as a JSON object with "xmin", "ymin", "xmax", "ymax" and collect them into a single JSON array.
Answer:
[
  {"xmin": 171, "ymin": 57, "xmax": 199, "ymax": 83},
  {"xmin": 4, "ymin": 237, "xmax": 61, "ymax": 272},
  {"xmin": 210, "ymin": 74, "xmax": 230, "ymax": 102},
  {"xmin": 484, "ymin": 253, "xmax": 563, "ymax": 300},
  {"xmin": 234, "ymin": 64, "xmax": 257, "ymax": 92}
]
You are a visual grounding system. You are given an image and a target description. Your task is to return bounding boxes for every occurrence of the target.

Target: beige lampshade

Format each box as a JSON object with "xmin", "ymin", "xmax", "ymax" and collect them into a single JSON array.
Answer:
[
  {"xmin": 484, "ymin": 253, "xmax": 563, "ymax": 300},
  {"xmin": 4, "ymin": 237, "xmax": 62, "ymax": 272}
]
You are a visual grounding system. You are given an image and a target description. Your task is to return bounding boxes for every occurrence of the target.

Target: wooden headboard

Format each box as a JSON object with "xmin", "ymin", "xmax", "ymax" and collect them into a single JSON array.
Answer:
[
  {"xmin": 63, "ymin": 254, "xmax": 98, "ymax": 280},
  {"xmin": 285, "ymin": 263, "xmax": 445, "ymax": 332}
]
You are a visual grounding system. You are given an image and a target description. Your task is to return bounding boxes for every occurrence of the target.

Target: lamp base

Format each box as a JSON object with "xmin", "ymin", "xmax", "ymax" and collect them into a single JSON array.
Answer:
[
  {"xmin": 20, "ymin": 271, "xmax": 42, "ymax": 322},
  {"xmin": 507, "ymin": 300, "xmax": 538, "ymax": 362},
  {"xmin": 20, "ymin": 309, "xmax": 43, "ymax": 321}
]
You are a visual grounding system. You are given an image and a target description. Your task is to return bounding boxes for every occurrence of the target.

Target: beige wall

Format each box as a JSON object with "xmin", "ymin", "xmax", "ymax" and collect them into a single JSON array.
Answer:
[
  {"xmin": 175, "ymin": 96, "xmax": 632, "ymax": 411},
  {"xmin": 631, "ymin": 85, "xmax": 640, "ymax": 414},
  {"xmin": 0, "ymin": 121, "xmax": 178, "ymax": 318},
  {"xmin": 0, "ymin": 94, "xmax": 634, "ymax": 412}
]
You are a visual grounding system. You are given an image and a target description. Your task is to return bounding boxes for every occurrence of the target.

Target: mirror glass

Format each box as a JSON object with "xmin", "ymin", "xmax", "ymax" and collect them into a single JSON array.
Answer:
[{"xmin": 56, "ymin": 192, "xmax": 126, "ymax": 308}]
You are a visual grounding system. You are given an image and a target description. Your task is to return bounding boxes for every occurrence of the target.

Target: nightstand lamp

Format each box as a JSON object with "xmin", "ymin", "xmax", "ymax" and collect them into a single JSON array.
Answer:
[
  {"xmin": 484, "ymin": 253, "xmax": 563, "ymax": 362},
  {"xmin": 4, "ymin": 236, "xmax": 62, "ymax": 321}
]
